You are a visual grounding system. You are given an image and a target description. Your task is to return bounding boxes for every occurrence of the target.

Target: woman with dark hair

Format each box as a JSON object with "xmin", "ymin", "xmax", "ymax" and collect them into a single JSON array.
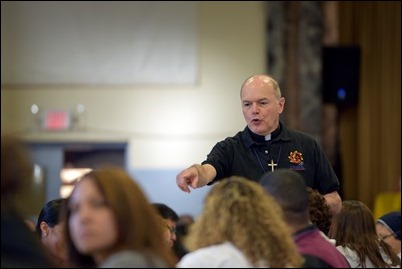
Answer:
[
  {"xmin": 307, "ymin": 187, "xmax": 333, "ymax": 236},
  {"xmin": 1, "ymin": 135, "xmax": 55, "ymax": 268},
  {"xmin": 329, "ymin": 200, "xmax": 400, "ymax": 268},
  {"xmin": 36, "ymin": 198, "xmax": 69, "ymax": 266}
]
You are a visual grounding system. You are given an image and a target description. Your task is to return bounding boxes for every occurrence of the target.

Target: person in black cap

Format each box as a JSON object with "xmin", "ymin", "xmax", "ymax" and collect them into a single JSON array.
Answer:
[{"xmin": 376, "ymin": 211, "xmax": 401, "ymax": 258}]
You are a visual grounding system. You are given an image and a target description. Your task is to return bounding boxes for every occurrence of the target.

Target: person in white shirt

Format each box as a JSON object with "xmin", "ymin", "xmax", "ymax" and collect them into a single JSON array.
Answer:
[
  {"xmin": 329, "ymin": 200, "xmax": 400, "ymax": 268},
  {"xmin": 177, "ymin": 176, "xmax": 304, "ymax": 268}
]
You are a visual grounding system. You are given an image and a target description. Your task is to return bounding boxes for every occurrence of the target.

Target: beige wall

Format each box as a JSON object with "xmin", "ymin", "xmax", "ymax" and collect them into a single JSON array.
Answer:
[{"xmin": 1, "ymin": 2, "xmax": 266, "ymax": 169}]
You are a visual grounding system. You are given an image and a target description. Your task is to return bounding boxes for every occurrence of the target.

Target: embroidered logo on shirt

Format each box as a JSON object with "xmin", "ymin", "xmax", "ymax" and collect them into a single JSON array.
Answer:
[{"xmin": 288, "ymin": 151, "xmax": 305, "ymax": 170}]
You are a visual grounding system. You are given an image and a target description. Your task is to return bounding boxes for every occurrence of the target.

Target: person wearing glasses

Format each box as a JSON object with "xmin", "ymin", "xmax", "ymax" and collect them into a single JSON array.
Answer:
[{"xmin": 376, "ymin": 211, "xmax": 401, "ymax": 259}]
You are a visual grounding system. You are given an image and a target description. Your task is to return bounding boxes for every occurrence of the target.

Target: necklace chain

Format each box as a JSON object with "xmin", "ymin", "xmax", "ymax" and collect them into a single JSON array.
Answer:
[{"xmin": 253, "ymin": 142, "xmax": 283, "ymax": 173}]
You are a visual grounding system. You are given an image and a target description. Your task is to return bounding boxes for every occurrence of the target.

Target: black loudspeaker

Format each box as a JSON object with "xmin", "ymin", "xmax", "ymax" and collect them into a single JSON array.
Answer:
[{"xmin": 322, "ymin": 46, "xmax": 361, "ymax": 108}]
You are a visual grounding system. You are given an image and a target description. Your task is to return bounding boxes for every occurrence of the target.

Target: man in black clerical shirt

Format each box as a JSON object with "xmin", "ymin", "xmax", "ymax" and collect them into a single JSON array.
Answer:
[{"xmin": 176, "ymin": 74, "xmax": 342, "ymax": 215}]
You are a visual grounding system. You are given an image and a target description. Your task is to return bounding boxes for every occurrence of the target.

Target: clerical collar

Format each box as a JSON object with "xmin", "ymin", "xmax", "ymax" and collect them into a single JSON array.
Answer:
[{"xmin": 249, "ymin": 124, "xmax": 281, "ymax": 143}]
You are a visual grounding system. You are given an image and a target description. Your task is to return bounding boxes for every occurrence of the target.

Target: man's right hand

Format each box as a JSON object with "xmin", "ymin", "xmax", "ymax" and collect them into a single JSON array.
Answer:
[
  {"xmin": 176, "ymin": 164, "xmax": 216, "ymax": 193},
  {"xmin": 176, "ymin": 165, "xmax": 199, "ymax": 193}
]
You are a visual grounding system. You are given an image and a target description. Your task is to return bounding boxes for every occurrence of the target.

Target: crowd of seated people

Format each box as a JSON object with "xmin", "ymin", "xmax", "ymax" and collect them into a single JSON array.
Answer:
[{"xmin": 2, "ymin": 134, "xmax": 401, "ymax": 268}]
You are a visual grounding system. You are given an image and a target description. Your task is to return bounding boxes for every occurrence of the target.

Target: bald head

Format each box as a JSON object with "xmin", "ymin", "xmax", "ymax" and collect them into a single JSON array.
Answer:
[{"xmin": 241, "ymin": 74, "xmax": 282, "ymax": 100}]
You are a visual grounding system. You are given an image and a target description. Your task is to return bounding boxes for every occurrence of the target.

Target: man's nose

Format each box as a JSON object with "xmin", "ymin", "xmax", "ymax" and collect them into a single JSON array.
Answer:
[{"xmin": 251, "ymin": 103, "xmax": 259, "ymax": 113}]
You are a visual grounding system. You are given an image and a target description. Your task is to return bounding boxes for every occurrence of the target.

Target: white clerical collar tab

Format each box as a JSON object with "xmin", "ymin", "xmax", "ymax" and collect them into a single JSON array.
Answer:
[{"xmin": 265, "ymin": 134, "xmax": 271, "ymax": 141}]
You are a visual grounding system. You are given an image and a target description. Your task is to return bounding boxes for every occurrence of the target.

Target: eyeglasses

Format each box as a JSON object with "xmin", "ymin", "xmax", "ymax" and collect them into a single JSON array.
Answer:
[{"xmin": 379, "ymin": 234, "xmax": 395, "ymax": 240}]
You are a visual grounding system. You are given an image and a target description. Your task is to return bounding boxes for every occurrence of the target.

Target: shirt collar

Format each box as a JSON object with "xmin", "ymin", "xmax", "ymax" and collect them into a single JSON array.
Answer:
[{"xmin": 242, "ymin": 122, "xmax": 283, "ymax": 148}]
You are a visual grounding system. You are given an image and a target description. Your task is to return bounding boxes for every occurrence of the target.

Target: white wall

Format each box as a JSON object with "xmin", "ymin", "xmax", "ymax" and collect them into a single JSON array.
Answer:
[
  {"xmin": 1, "ymin": 2, "xmax": 198, "ymax": 84},
  {"xmin": 1, "ymin": 2, "xmax": 266, "ymax": 217}
]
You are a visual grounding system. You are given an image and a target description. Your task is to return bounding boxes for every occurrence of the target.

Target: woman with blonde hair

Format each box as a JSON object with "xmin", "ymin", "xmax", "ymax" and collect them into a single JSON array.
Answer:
[
  {"xmin": 63, "ymin": 166, "xmax": 176, "ymax": 267},
  {"xmin": 177, "ymin": 176, "xmax": 303, "ymax": 268},
  {"xmin": 329, "ymin": 200, "xmax": 400, "ymax": 268}
]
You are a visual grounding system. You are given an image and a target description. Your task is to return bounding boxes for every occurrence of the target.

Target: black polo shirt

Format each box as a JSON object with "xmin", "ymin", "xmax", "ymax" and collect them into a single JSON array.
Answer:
[{"xmin": 202, "ymin": 121, "xmax": 339, "ymax": 195}]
